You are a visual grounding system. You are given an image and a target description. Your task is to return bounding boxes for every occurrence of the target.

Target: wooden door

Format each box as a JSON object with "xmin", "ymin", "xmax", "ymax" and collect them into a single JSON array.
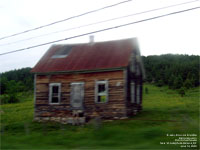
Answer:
[{"xmin": 70, "ymin": 82, "xmax": 84, "ymax": 109}]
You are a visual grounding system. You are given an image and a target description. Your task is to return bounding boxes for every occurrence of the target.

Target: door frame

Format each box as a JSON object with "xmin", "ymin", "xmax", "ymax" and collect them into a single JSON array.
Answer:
[{"xmin": 70, "ymin": 82, "xmax": 85, "ymax": 110}]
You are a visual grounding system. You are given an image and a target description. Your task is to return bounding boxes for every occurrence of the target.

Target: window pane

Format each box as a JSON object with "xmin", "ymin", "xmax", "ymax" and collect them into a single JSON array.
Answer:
[
  {"xmin": 52, "ymin": 97, "xmax": 59, "ymax": 103},
  {"xmin": 98, "ymin": 84, "xmax": 105, "ymax": 93},
  {"xmin": 52, "ymin": 86, "xmax": 59, "ymax": 94},
  {"xmin": 98, "ymin": 95, "xmax": 106, "ymax": 103}
]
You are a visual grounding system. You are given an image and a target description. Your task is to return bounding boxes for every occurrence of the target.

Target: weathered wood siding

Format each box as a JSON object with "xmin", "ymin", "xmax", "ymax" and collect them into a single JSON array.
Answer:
[
  {"xmin": 125, "ymin": 53, "xmax": 143, "ymax": 116},
  {"xmin": 35, "ymin": 70, "xmax": 126, "ymax": 120}
]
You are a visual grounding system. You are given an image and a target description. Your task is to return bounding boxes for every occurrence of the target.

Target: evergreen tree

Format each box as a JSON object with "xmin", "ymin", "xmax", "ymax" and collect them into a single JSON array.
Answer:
[
  {"xmin": 183, "ymin": 78, "xmax": 193, "ymax": 89},
  {"xmin": 173, "ymin": 75, "xmax": 183, "ymax": 89}
]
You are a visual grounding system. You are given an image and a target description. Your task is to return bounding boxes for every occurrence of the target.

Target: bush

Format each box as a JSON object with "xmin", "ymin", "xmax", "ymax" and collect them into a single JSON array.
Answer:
[
  {"xmin": 0, "ymin": 95, "xmax": 9, "ymax": 104},
  {"xmin": 156, "ymin": 80, "xmax": 164, "ymax": 87},
  {"xmin": 145, "ymin": 87, "xmax": 149, "ymax": 94},
  {"xmin": 178, "ymin": 87, "xmax": 185, "ymax": 97},
  {"xmin": 183, "ymin": 79, "xmax": 193, "ymax": 89},
  {"xmin": 173, "ymin": 75, "xmax": 183, "ymax": 89},
  {"xmin": 0, "ymin": 94, "xmax": 19, "ymax": 104}
]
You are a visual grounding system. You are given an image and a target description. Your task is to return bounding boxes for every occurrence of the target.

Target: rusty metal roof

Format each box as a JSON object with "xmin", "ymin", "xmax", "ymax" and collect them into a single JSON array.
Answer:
[{"xmin": 31, "ymin": 38, "xmax": 138, "ymax": 73}]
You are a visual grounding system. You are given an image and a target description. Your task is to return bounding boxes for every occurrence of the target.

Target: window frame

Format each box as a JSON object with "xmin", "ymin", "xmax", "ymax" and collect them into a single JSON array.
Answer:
[
  {"xmin": 95, "ymin": 80, "xmax": 108, "ymax": 103},
  {"xmin": 49, "ymin": 83, "xmax": 61, "ymax": 104}
]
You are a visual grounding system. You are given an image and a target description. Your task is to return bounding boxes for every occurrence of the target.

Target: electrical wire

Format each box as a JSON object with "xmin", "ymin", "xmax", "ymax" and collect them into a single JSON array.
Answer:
[
  {"xmin": 0, "ymin": 0, "xmax": 198, "ymax": 47},
  {"xmin": 0, "ymin": 0, "xmax": 132, "ymax": 41},
  {"xmin": 0, "ymin": 6, "xmax": 199, "ymax": 56}
]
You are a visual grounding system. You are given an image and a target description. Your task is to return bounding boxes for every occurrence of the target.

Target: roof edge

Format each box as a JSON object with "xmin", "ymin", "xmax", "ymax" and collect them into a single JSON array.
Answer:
[{"xmin": 31, "ymin": 67, "xmax": 126, "ymax": 75}]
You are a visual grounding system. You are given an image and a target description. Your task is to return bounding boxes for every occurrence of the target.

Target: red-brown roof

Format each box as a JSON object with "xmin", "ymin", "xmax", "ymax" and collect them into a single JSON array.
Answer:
[{"xmin": 31, "ymin": 38, "xmax": 138, "ymax": 73}]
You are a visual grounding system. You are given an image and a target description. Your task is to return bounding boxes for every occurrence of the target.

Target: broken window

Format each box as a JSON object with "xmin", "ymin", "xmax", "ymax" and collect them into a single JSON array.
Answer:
[
  {"xmin": 49, "ymin": 83, "xmax": 61, "ymax": 104},
  {"xmin": 95, "ymin": 81, "xmax": 108, "ymax": 103}
]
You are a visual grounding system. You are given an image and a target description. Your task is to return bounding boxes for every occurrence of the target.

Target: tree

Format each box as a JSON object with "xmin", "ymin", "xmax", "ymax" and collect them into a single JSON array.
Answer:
[
  {"xmin": 0, "ymin": 67, "xmax": 33, "ymax": 95},
  {"xmin": 0, "ymin": 76, "xmax": 8, "ymax": 94},
  {"xmin": 173, "ymin": 75, "xmax": 183, "ymax": 89},
  {"xmin": 142, "ymin": 54, "xmax": 199, "ymax": 89},
  {"xmin": 5, "ymin": 80, "xmax": 20, "ymax": 103},
  {"xmin": 183, "ymin": 78, "xmax": 193, "ymax": 89},
  {"xmin": 168, "ymin": 75, "xmax": 175, "ymax": 89}
]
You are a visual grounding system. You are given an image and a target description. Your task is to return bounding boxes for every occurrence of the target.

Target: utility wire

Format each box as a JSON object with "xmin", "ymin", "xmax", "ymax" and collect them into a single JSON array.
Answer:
[
  {"xmin": 0, "ymin": 0, "xmax": 132, "ymax": 41},
  {"xmin": 0, "ymin": 6, "xmax": 199, "ymax": 56},
  {"xmin": 0, "ymin": 0, "xmax": 198, "ymax": 47}
]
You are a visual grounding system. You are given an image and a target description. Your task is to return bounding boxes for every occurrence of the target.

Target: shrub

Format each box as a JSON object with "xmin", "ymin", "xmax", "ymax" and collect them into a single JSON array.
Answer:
[
  {"xmin": 156, "ymin": 80, "xmax": 164, "ymax": 87},
  {"xmin": 183, "ymin": 79, "xmax": 193, "ymax": 89},
  {"xmin": 178, "ymin": 87, "xmax": 185, "ymax": 97},
  {"xmin": 145, "ymin": 87, "xmax": 149, "ymax": 94},
  {"xmin": 0, "ymin": 94, "xmax": 19, "ymax": 104},
  {"xmin": 0, "ymin": 95, "xmax": 9, "ymax": 104},
  {"xmin": 173, "ymin": 75, "xmax": 183, "ymax": 89}
]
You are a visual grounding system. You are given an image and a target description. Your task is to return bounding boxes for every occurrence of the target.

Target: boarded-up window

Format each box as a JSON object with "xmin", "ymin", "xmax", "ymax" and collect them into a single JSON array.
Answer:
[
  {"xmin": 70, "ymin": 82, "xmax": 84, "ymax": 109},
  {"xmin": 95, "ymin": 81, "xmax": 108, "ymax": 103},
  {"xmin": 49, "ymin": 83, "xmax": 61, "ymax": 104},
  {"xmin": 131, "ymin": 82, "xmax": 135, "ymax": 103}
]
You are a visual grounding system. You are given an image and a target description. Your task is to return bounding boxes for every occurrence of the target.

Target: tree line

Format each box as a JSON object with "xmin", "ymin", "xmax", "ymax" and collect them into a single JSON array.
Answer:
[
  {"xmin": 0, "ymin": 54, "xmax": 199, "ymax": 103},
  {"xmin": 142, "ymin": 54, "xmax": 199, "ymax": 90},
  {"xmin": 0, "ymin": 67, "xmax": 33, "ymax": 103}
]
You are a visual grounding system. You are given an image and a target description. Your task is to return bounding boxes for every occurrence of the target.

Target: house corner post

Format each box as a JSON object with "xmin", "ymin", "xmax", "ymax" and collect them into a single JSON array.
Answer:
[{"xmin": 33, "ymin": 74, "xmax": 37, "ymax": 120}]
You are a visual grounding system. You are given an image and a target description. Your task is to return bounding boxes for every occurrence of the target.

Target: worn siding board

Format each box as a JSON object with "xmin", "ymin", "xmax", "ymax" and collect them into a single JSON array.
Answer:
[
  {"xmin": 125, "ymin": 57, "xmax": 143, "ymax": 116},
  {"xmin": 35, "ymin": 70, "xmax": 126, "ymax": 119}
]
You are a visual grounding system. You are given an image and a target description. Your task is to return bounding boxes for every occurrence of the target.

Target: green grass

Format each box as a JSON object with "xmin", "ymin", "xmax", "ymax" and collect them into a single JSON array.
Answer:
[{"xmin": 1, "ymin": 84, "xmax": 199, "ymax": 149}]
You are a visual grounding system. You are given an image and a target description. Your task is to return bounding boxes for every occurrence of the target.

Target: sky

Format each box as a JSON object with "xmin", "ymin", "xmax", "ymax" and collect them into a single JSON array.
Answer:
[{"xmin": 0, "ymin": 0, "xmax": 200, "ymax": 73}]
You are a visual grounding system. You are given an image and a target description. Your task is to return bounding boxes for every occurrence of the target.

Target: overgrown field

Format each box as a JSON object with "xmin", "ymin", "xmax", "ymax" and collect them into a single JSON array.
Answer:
[{"xmin": 0, "ymin": 84, "xmax": 199, "ymax": 149}]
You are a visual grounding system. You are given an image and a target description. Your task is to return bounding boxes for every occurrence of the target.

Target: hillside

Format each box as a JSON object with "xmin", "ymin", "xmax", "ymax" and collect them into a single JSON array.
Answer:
[{"xmin": 142, "ymin": 54, "xmax": 199, "ymax": 88}]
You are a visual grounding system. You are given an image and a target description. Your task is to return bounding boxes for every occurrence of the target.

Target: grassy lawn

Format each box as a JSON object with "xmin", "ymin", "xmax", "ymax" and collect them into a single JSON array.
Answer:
[{"xmin": 0, "ymin": 84, "xmax": 199, "ymax": 149}]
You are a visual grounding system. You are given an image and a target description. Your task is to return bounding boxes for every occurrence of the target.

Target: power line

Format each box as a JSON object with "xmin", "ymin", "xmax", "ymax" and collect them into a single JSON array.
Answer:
[
  {"xmin": 0, "ymin": 0, "xmax": 198, "ymax": 47},
  {"xmin": 0, "ymin": 6, "xmax": 199, "ymax": 56},
  {"xmin": 0, "ymin": 0, "xmax": 132, "ymax": 41}
]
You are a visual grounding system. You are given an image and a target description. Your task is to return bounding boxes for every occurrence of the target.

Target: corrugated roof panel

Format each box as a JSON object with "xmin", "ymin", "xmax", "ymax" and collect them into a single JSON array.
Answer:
[{"xmin": 31, "ymin": 38, "xmax": 138, "ymax": 73}]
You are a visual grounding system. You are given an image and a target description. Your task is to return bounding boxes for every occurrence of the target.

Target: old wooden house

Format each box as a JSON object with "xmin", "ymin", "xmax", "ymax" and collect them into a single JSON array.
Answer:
[{"xmin": 31, "ymin": 38, "xmax": 144, "ymax": 124}]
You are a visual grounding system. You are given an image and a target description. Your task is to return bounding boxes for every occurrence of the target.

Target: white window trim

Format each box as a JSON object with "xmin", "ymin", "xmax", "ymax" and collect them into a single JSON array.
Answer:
[
  {"xmin": 49, "ymin": 83, "xmax": 61, "ymax": 104},
  {"xmin": 95, "ymin": 80, "xmax": 108, "ymax": 103}
]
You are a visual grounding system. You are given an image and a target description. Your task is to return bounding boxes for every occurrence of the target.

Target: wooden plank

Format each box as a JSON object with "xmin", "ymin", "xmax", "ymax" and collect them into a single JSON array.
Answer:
[{"xmin": 35, "ymin": 70, "xmax": 128, "ymax": 119}]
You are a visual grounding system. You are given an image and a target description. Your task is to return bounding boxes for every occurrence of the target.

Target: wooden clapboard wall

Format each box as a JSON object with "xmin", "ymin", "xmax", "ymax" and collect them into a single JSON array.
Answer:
[
  {"xmin": 125, "ymin": 52, "xmax": 143, "ymax": 116},
  {"xmin": 35, "ymin": 70, "xmax": 127, "ymax": 119}
]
